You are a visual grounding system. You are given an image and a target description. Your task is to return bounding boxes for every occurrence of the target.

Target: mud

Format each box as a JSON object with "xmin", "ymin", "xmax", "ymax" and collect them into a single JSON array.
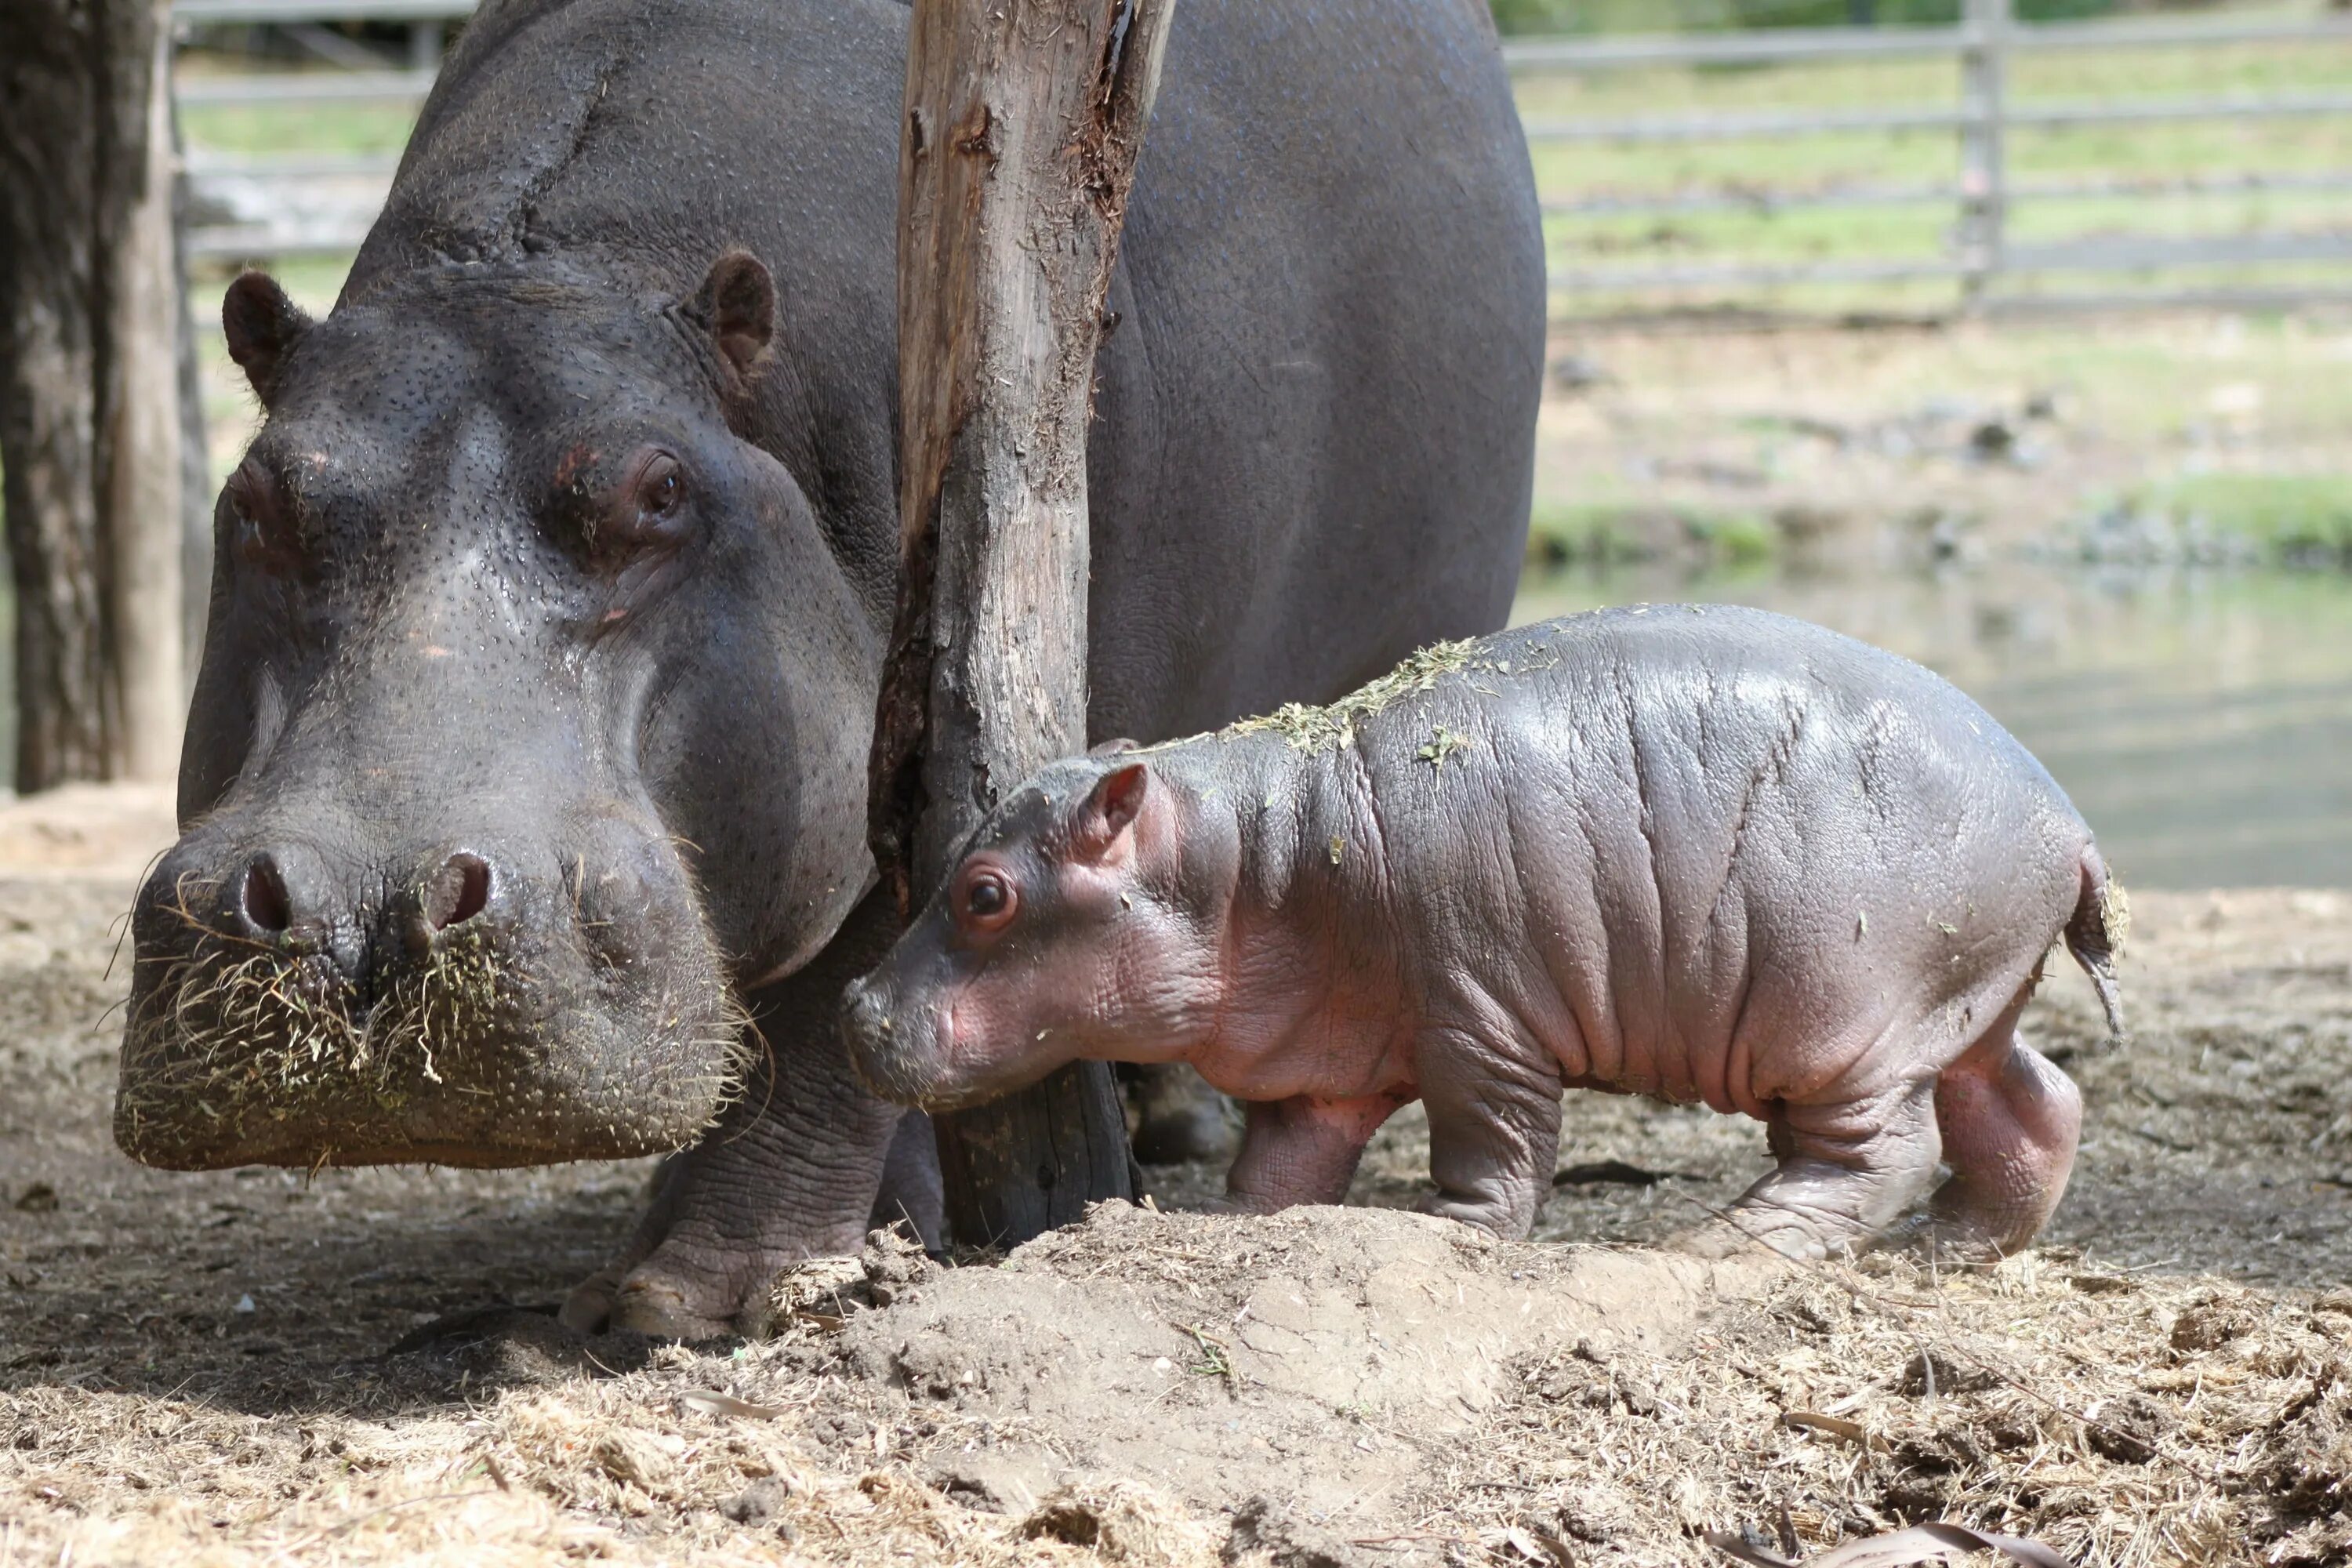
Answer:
[{"xmin": 3, "ymin": 786, "xmax": 2350, "ymax": 1565}]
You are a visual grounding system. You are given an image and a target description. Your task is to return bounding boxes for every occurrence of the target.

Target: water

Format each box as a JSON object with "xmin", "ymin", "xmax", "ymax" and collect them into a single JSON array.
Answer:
[{"xmin": 1513, "ymin": 562, "xmax": 2352, "ymax": 891}]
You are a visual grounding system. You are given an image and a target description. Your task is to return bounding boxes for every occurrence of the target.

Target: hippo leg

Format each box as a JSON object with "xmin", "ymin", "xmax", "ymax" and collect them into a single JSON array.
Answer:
[
  {"xmin": 1926, "ymin": 1020, "xmax": 2082, "ymax": 1259},
  {"xmin": 1221, "ymin": 1093, "xmax": 1403, "ymax": 1211},
  {"xmin": 1678, "ymin": 1080, "xmax": 1944, "ymax": 1261},
  {"xmin": 1414, "ymin": 1035, "xmax": 1566, "ymax": 1238},
  {"xmin": 561, "ymin": 894, "xmax": 909, "ymax": 1338},
  {"xmin": 868, "ymin": 1110, "xmax": 947, "ymax": 1253},
  {"xmin": 1126, "ymin": 1062, "xmax": 1240, "ymax": 1165}
]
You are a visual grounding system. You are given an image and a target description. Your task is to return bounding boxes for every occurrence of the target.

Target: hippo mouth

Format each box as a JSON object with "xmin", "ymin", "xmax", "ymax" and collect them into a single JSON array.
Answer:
[
  {"xmin": 114, "ymin": 858, "xmax": 748, "ymax": 1171},
  {"xmin": 839, "ymin": 977, "xmax": 1062, "ymax": 1116}
]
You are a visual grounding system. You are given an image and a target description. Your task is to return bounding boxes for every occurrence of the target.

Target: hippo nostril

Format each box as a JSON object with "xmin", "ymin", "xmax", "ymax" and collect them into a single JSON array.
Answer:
[
  {"xmin": 425, "ymin": 853, "xmax": 493, "ymax": 931},
  {"xmin": 239, "ymin": 857, "xmax": 292, "ymax": 935}
]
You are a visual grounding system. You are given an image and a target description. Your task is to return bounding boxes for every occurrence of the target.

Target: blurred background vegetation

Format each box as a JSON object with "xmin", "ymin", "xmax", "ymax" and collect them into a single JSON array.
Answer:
[{"xmin": 1494, "ymin": 0, "xmax": 2167, "ymax": 32}]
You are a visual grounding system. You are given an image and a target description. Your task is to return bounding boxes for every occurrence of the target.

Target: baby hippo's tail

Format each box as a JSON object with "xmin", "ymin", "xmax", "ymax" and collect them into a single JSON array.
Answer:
[{"xmin": 2063, "ymin": 845, "xmax": 2129, "ymax": 1045}]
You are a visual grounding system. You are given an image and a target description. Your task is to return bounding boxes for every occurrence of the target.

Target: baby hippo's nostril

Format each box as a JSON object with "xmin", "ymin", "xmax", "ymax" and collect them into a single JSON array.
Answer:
[
  {"xmin": 424, "ymin": 852, "xmax": 493, "ymax": 931},
  {"xmin": 239, "ymin": 856, "xmax": 292, "ymax": 935}
]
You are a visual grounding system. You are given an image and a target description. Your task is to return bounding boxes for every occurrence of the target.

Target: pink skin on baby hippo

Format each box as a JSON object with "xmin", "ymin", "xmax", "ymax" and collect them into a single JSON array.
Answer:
[{"xmin": 843, "ymin": 604, "xmax": 2128, "ymax": 1262}]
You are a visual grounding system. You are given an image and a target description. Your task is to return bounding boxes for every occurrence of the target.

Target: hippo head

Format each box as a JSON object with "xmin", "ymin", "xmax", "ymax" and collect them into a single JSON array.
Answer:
[
  {"xmin": 843, "ymin": 757, "xmax": 1230, "ymax": 1112},
  {"xmin": 116, "ymin": 254, "xmax": 878, "ymax": 1169}
]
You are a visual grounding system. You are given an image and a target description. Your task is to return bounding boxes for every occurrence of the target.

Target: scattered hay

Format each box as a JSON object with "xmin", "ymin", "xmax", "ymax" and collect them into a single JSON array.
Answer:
[
  {"xmin": 9, "ymin": 1207, "xmax": 2352, "ymax": 1566},
  {"xmin": 1022, "ymin": 1479, "xmax": 1220, "ymax": 1568},
  {"xmin": 1220, "ymin": 637, "xmax": 1482, "ymax": 753},
  {"xmin": 112, "ymin": 878, "xmax": 748, "ymax": 1170},
  {"xmin": 9, "ymin": 888, "xmax": 2352, "ymax": 1567}
]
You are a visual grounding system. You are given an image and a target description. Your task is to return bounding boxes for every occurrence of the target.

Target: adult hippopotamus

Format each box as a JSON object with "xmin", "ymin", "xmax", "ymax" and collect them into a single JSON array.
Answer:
[
  {"xmin": 844, "ymin": 607, "xmax": 2129, "ymax": 1261},
  {"xmin": 114, "ymin": 0, "xmax": 1544, "ymax": 1334}
]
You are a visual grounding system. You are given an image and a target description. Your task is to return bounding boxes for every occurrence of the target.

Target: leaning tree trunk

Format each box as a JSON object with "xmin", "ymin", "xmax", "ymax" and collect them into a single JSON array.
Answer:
[
  {"xmin": 0, "ymin": 0, "xmax": 191, "ymax": 791},
  {"xmin": 870, "ymin": 0, "xmax": 1175, "ymax": 1249}
]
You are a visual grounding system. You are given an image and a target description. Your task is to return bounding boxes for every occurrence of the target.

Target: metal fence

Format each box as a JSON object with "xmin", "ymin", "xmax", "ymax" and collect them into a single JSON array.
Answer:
[
  {"xmin": 174, "ymin": 0, "xmax": 463, "ymax": 259},
  {"xmin": 174, "ymin": 0, "xmax": 2352, "ymax": 316},
  {"xmin": 1513, "ymin": 1, "xmax": 2352, "ymax": 317}
]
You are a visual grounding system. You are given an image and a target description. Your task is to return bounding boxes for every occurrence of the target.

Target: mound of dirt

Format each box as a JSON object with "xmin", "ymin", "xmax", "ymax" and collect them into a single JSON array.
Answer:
[{"xmin": 832, "ymin": 1203, "xmax": 1770, "ymax": 1533}]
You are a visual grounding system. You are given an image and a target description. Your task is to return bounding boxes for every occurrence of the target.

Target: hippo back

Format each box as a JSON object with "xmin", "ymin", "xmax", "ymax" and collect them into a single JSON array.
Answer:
[{"xmin": 349, "ymin": 0, "xmax": 1546, "ymax": 738}]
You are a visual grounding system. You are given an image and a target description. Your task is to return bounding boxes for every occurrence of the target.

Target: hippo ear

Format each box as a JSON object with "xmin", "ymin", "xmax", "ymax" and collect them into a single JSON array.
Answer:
[
  {"xmin": 686, "ymin": 249, "xmax": 776, "ymax": 386},
  {"xmin": 1072, "ymin": 762, "xmax": 1149, "ymax": 862},
  {"xmin": 221, "ymin": 272, "xmax": 312, "ymax": 407}
]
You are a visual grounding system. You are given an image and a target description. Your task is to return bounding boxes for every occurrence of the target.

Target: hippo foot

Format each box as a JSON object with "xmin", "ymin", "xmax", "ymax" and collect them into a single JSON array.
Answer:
[
  {"xmin": 562, "ymin": 1254, "xmax": 771, "ymax": 1341},
  {"xmin": 561, "ymin": 1108, "xmax": 943, "ymax": 1341},
  {"xmin": 1665, "ymin": 1210, "xmax": 1869, "ymax": 1265},
  {"xmin": 1125, "ymin": 1063, "xmax": 1240, "ymax": 1165}
]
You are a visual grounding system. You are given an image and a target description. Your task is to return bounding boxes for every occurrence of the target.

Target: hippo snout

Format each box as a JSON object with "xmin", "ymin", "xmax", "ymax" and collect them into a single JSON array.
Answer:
[
  {"xmin": 840, "ymin": 973, "xmax": 935, "ymax": 1105},
  {"xmin": 116, "ymin": 807, "xmax": 742, "ymax": 1171},
  {"xmin": 224, "ymin": 843, "xmax": 498, "ymax": 971}
]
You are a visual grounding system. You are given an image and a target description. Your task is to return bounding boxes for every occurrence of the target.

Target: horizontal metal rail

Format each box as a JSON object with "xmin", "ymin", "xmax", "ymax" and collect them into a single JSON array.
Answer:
[
  {"xmin": 1523, "ymin": 89, "xmax": 2352, "ymax": 143},
  {"xmin": 2005, "ymin": 230, "xmax": 2352, "ymax": 272},
  {"xmin": 185, "ymin": 150, "xmax": 402, "ymax": 177},
  {"xmin": 174, "ymin": 67, "xmax": 437, "ymax": 104},
  {"xmin": 1983, "ymin": 285, "xmax": 2352, "ymax": 317},
  {"xmin": 1502, "ymin": 15, "xmax": 2352, "ymax": 72},
  {"xmin": 1552, "ymin": 258, "xmax": 1972, "ymax": 290},
  {"xmin": 1541, "ymin": 171, "xmax": 2352, "ymax": 219},
  {"xmin": 1548, "ymin": 232, "xmax": 2352, "ymax": 293},
  {"xmin": 187, "ymin": 223, "xmax": 376, "ymax": 259},
  {"xmin": 1507, "ymin": 23, "xmax": 1969, "ymax": 69}
]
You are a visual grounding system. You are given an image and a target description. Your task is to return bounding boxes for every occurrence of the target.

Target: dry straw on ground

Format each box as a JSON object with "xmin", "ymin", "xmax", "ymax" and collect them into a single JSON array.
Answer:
[{"xmin": 5, "ymin": 862, "xmax": 2350, "ymax": 1567}]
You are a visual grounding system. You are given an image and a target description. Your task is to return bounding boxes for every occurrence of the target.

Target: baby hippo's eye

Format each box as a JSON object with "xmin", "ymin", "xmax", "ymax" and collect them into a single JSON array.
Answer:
[{"xmin": 958, "ymin": 866, "xmax": 1018, "ymax": 931}]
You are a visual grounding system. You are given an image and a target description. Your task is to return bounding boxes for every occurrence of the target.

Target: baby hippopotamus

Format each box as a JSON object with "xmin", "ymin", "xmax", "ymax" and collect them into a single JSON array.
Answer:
[{"xmin": 843, "ymin": 605, "xmax": 2125, "ymax": 1261}]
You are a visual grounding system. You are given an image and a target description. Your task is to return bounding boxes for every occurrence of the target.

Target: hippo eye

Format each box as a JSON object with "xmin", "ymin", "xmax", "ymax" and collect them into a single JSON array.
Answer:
[
  {"xmin": 639, "ymin": 456, "xmax": 683, "ymax": 517},
  {"xmin": 223, "ymin": 459, "xmax": 297, "ymax": 572},
  {"xmin": 961, "ymin": 868, "xmax": 1016, "ymax": 928},
  {"xmin": 583, "ymin": 448, "xmax": 692, "ymax": 565}
]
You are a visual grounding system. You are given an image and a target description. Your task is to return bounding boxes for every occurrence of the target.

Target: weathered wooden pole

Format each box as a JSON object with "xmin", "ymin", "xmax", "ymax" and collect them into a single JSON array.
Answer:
[
  {"xmin": 0, "ymin": 0, "xmax": 192, "ymax": 789},
  {"xmin": 870, "ymin": 0, "xmax": 1175, "ymax": 1248}
]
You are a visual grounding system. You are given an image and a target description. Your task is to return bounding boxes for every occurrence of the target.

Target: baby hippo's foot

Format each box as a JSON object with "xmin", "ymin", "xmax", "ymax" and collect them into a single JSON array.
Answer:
[
  {"xmin": 1667, "ymin": 1207, "xmax": 1872, "ymax": 1264},
  {"xmin": 1222, "ymin": 1093, "xmax": 1406, "ymax": 1213},
  {"xmin": 1415, "ymin": 1189, "xmax": 1544, "ymax": 1239},
  {"xmin": 1670, "ymin": 1087, "xmax": 1944, "ymax": 1263},
  {"xmin": 1925, "ymin": 1031, "xmax": 2083, "ymax": 1260}
]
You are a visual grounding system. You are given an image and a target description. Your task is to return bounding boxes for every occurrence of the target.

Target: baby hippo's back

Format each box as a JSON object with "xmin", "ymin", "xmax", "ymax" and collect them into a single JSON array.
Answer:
[{"xmin": 1363, "ymin": 605, "xmax": 2095, "ymax": 1119}]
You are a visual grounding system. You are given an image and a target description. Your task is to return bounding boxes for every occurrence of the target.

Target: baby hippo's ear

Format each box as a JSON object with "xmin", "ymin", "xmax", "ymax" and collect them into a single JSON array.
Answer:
[
  {"xmin": 1071, "ymin": 762, "xmax": 1150, "ymax": 862},
  {"xmin": 1087, "ymin": 737, "xmax": 1142, "ymax": 757}
]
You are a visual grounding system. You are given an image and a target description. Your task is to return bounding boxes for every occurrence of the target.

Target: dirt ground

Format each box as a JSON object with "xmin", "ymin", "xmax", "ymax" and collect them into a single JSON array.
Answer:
[{"xmin": 1, "ymin": 786, "xmax": 2349, "ymax": 1566}]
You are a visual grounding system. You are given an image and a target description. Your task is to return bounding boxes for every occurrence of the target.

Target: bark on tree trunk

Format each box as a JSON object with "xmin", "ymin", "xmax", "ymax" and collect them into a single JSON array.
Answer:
[
  {"xmin": 0, "ymin": 0, "xmax": 191, "ymax": 792},
  {"xmin": 871, "ymin": 0, "xmax": 1175, "ymax": 1250}
]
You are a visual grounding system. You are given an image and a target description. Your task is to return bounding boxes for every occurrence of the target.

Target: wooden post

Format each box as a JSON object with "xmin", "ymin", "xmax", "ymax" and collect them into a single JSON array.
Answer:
[
  {"xmin": 1958, "ymin": 0, "xmax": 2011, "ymax": 314},
  {"xmin": 870, "ymin": 0, "xmax": 1174, "ymax": 1249},
  {"xmin": 111, "ymin": 0, "xmax": 191, "ymax": 780},
  {"xmin": 0, "ymin": 0, "xmax": 190, "ymax": 790}
]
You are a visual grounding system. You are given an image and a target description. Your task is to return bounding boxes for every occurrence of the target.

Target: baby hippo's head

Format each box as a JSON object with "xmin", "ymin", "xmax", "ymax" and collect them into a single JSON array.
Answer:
[{"xmin": 842, "ymin": 755, "xmax": 1229, "ymax": 1112}]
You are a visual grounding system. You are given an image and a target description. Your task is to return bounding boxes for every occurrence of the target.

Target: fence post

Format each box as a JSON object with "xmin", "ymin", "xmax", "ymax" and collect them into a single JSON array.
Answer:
[{"xmin": 1958, "ymin": 0, "xmax": 2011, "ymax": 312}]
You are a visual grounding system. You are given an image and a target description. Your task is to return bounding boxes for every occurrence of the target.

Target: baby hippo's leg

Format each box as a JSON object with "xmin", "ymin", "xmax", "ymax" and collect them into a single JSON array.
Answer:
[
  {"xmin": 1677, "ymin": 1080, "xmax": 1942, "ymax": 1261},
  {"xmin": 1926, "ymin": 1027, "xmax": 2082, "ymax": 1258},
  {"xmin": 1222, "ymin": 1094, "xmax": 1405, "ymax": 1213},
  {"xmin": 1416, "ymin": 1033, "xmax": 1566, "ymax": 1239}
]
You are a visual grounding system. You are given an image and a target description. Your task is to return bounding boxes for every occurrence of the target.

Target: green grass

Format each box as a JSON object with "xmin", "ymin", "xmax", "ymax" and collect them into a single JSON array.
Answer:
[
  {"xmin": 1515, "ymin": 5, "xmax": 2352, "ymax": 310},
  {"xmin": 2142, "ymin": 473, "xmax": 2352, "ymax": 561},
  {"xmin": 174, "ymin": 54, "xmax": 418, "ymax": 158},
  {"xmin": 1526, "ymin": 499, "xmax": 1784, "ymax": 570}
]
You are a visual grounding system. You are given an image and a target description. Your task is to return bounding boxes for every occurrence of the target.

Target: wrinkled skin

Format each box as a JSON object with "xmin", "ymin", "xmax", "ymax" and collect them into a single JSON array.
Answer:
[
  {"xmin": 116, "ymin": 0, "xmax": 1544, "ymax": 1335},
  {"xmin": 845, "ymin": 607, "xmax": 2129, "ymax": 1263}
]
